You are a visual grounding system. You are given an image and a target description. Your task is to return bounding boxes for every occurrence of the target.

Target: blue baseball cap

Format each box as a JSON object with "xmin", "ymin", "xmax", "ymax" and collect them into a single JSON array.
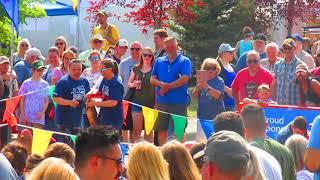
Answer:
[
  {"xmin": 292, "ymin": 34, "xmax": 304, "ymax": 42},
  {"xmin": 218, "ymin": 43, "xmax": 235, "ymax": 54}
]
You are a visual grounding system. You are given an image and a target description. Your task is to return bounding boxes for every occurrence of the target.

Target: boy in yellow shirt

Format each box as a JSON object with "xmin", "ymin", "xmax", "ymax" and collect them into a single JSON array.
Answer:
[{"xmin": 93, "ymin": 11, "xmax": 120, "ymax": 52}]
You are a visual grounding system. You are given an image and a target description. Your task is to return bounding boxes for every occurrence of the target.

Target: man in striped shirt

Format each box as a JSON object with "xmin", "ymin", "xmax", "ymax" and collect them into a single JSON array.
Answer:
[{"xmin": 271, "ymin": 39, "xmax": 305, "ymax": 105}]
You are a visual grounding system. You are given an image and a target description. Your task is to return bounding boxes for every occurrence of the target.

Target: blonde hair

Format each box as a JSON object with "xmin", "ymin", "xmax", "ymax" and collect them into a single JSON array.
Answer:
[
  {"xmin": 18, "ymin": 38, "xmax": 31, "ymax": 51},
  {"xmin": 201, "ymin": 58, "xmax": 221, "ymax": 74},
  {"xmin": 27, "ymin": 157, "xmax": 79, "ymax": 180},
  {"xmin": 257, "ymin": 84, "xmax": 270, "ymax": 93},
  {"xmin": 160, "ymin": 141, "xmax": 201, "ymax": 180},
  {"xmin": 285, "ymin": 134, "xmax": 308, "ymax": 171},
  {"xmin": 127, "ymin": 141, "xmax": 170, "ymax": 180}
]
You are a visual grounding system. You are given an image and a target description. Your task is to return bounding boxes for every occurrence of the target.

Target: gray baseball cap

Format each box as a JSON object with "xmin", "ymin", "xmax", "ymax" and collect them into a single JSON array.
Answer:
[
  {"xmin": 218, "ymin": 43, "xmax": 235, "ymax": 54},
  {"xmin": 195, "ymin": 130, "xmax": 250, "ymax": 171}
]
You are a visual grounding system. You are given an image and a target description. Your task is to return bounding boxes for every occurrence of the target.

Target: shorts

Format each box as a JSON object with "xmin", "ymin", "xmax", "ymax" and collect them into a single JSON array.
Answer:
[
  {"xmin": 122, "ymin": 105, "xmax": 133, "ymax": 130},
  {"xmin": 131, "ymin": 104, "xmax": 142, "ymax": 112},
  {"xmin": 154, "ymin": 103, "xmax": 187, "ymax": 131}
]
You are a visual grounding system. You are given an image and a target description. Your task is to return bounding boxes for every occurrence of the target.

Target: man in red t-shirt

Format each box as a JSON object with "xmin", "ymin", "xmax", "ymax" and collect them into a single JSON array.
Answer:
[{"xmin": 232, "ymin": 50, "xmax": 273, "ymax": 109}]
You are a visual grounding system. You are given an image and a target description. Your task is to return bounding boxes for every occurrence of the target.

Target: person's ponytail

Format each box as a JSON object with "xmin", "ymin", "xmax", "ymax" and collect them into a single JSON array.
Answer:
[{"xmin": 112, "ymin": 60, "xmax": 119, "ymax": 74}]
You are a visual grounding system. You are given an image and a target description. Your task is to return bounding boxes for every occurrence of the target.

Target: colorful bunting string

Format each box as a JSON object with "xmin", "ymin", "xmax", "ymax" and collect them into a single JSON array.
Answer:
[{"xmin": 0, "ymin": 86, "xmax": 216, "ymax": 142}]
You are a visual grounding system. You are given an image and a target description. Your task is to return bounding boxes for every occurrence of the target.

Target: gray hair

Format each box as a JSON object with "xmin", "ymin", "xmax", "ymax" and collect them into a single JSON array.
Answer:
[
  {"xmin": 246, "ymin": 50, "xmax": 260, "ymax": 60},
  {"xmin": 285, "ymin": 134, "xmax": 307, "ymax": 171},
  {"xmin": 265, "ymin": 42, "xmax": 279, "ymax": 52}
]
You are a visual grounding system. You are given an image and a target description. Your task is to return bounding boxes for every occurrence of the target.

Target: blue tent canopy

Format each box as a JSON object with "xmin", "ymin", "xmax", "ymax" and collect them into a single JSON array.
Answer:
[{"xmin": 41, "ymin": 1, "xmax": 77, "ymax": 16}]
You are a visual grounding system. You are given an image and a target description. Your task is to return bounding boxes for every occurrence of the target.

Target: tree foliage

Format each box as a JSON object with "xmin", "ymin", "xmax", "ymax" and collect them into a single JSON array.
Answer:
[
  {"xmin": 86, "ymin": 0, "xmax": 206, "ymax": 33},
  {"xmin": 170, "ymin": 0, "xmax": 253, "ymax": 67},
  {"xmin": 254, "ymin": 0, "xmax": 320, "ymax": 34},
  {"xmin": 0, "ymin": 0, "xmax": 47, "ymax": 56}
]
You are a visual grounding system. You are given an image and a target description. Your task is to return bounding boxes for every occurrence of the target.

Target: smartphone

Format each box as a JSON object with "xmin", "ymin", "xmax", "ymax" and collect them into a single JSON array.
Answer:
[{"xmin": 196, "ymin": 70, "xmax": 208, "ymax": 83}]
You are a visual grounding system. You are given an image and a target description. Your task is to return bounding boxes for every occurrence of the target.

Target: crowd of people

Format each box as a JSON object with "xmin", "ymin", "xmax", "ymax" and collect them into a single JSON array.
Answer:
[{"xmin": 0, "ymin": 10, "xmax": 320, "ymax": 179}]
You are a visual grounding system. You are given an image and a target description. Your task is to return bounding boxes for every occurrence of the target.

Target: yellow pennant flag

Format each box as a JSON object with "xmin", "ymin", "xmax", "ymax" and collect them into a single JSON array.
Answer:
[
  {"xmin": 72, "ymin": 0, "xmax": 78, "ymax": 11},
  {"xmin": 142, "ymin": 107, "xmax": 159, "ymax": 135},
  {"xmin": 31, "ymin": 128, "xmax": 53, "ymax": 156}
]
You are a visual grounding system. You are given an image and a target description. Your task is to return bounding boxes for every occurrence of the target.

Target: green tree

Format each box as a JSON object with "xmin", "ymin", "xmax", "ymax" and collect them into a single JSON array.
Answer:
[
  {"xmin": 170, "ymin": 0, "xmax": 262, "ymax": 69},
  {"xmin": 0, "ymin": 0, "xmax": 47, "ymax": 56}
]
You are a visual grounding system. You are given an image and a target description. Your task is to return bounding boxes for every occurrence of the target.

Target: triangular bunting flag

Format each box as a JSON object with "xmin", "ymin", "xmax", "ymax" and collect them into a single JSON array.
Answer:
[
  {"xmin": 3, "ymin": 96, "xmax": 21, "ymax": 127},
  {"xmin": 31, "ymin": 128, "xmax": 53, "ymax": 155},
  {"xmin": 49, "ymin": 85, "xmax": 57, "ymax": 107},
  {"xmin": 72, "ymin": 0, "xmax": 78, "ymax": 11},
  {"xmin": 171, "ymin": 114, "xmax": 187, "ymax": 142},
  {"xmin": 199, "ymin": 119, "xmax": 214, "ymax": 139},
  {"xmin": 142, "ymin": 107, "xmax": 158, "ymax": 135},
  {"xmin": 70, "ymin": 135, "xmax": 77, "ymax": 144},
  {"xmin": 49, "ymin": 85, "xmax": 55, "ymax": 96},
  {"xmin": 122, "ymin": 101, "xmax": 129, "ymax": 120}
]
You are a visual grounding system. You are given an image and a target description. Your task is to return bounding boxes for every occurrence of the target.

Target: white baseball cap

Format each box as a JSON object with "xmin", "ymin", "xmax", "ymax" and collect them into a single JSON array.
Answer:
[
  {"xmin": 116, "ymin": 39, "xmax": 129, "ymax": 47},
  {"xmin": 26, "ymin": 48, "xmax": 45, "ymax": 61}
]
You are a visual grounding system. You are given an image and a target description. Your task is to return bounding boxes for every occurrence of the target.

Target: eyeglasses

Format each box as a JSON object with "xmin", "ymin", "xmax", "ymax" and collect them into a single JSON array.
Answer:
[
  {"xmin": 100, "ymin": 67, "xmax": 112, "ymax": 73},
  {"xmin": 98, "ymin": 155, "xmax": 123, "ymax": 165},
  {"xmin": 205, "ymin": 66, "xmax": 217, "ymax": 71},
  {"xmin": 247, "ymin": 59, "xmax": 259, "ymax": 65},
  {"xmin": 89, "ymin": 56, "xmax": 101, "ymax": 61},
  {"xmin": 143, "ymin": 54, "xmax": 153, "ymax": 58},
  {"xmin": 21, "ymin": 44, "xmax": 29, "ymax": 48},
  {"xmin": 130, "ymin": 48, "xmax": 141, "ymax": 51},
  {"xmin": 55, "ymin": 42, "xmax": 64, "ymax": 46},
  {"xmin": 94, "ymin": 40, "xmax": 103, "ymax": 44},
  {"xmin": 283, "ymin": 46, "xmax": 293, "ymax": 51}
]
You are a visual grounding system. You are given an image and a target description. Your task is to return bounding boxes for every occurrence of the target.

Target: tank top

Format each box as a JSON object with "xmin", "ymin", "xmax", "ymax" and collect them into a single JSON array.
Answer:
[
  {"xmin": 132, "ymin": 66, "xmax": 155, "ymax": 108},
  {"xmin": 301, "ymin": 77, "xmax": 320, "ymax": 105},
  {"xmin": 218, "ymin": 60, "xmax": 236, "ymax": 108},
  {"xmin": 239, "ymin": 40, "xmax": 253, "ymax": 56}
]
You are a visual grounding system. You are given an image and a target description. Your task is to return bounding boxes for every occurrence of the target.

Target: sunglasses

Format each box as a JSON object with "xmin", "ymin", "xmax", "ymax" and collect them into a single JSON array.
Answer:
[
  {"xmin": 100, "ymin": 67, "xmax": 112, "ymax": 73},
  {"xmin": 247, "ymin": 59, "xmax": 259, "ymax": 65},
  {"xmin": 143, "ymin": 54, "xmax": 153, "ymax": 58},
  {"xmin": 94, "ymin": 40, "xmax": 103, "ymax": 44},
  {"xmin": 21, "ymin": 44, "xmax": 29, "ymax": 48},
  {"xmin": 296, "ymin": 70, "xmax": 307, "ymax": 75},
  {"xmin": 98, "ymin": 155, "xmax": 123, "ymax": 165},
  {"xmin": 130, "ymin": 48, "xmax": 141, "ymax": 51},
  {"xmin": 89, "ymin": 56, "xmax": 101, "ymax": 61},
  {"xmin": 205, "ymin": 66, "xmax": 217, "ymax": 71},
  {"xmin": 35, "ymin": 68, "xmax": 45, "ymax": 72},
  {"xmin": 55, "ymin": 42, "xmax": 64, "ymax": 46}
]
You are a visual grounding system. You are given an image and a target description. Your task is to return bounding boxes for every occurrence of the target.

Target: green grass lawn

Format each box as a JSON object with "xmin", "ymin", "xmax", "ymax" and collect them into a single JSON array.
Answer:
[{"xmin": 187, "ymin": 87, "xmax": 198, "ymax": 118}]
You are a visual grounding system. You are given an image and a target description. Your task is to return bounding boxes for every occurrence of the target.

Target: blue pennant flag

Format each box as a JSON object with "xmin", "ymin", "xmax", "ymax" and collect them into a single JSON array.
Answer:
[
  {"xmin": 199, "ymin": 119, "xmax": 214, "ymax": 139},
  {"xmin": 0, "ymin": 0, "xmax": 20, "ymax": 35}
]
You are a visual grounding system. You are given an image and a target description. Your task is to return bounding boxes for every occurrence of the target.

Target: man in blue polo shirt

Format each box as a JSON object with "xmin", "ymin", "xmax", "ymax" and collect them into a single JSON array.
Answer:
[
  {"xmin": 52, "ymin": 59, "xmax": 90, "ymax": 142},
  {"xmin": 236, "ymin": 33, "xmax": 267, "ymax": 71},
  {"xmin": 151, "ymin": 37, "xmax": 192, "ymax": 145}
]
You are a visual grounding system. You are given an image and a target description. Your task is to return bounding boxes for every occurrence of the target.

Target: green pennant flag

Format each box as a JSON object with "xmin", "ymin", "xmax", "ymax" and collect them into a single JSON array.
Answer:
[
  {"xmin": 49, "ymin": 85, "xmax": 55, "ymax": 96},
  {"xmin": 70, "ymin": 135, "xmax": 77, "ymax": 144},
  {"xmin": 171, "ymin": 114, "xmax": 187, "ymax": 142},
  {"xmin": 48, "ymin": 85, "xmax": 57, "ymax": 107}
]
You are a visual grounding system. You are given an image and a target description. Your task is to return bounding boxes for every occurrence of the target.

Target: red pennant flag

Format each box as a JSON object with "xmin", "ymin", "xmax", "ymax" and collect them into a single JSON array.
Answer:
[
  {"xmin": 122, "ymin": 101, "xmax": 129, "ymax": 120},
  {"xmin": 3, "ymin": 96, "xmax": 21, "ymax": 127}
]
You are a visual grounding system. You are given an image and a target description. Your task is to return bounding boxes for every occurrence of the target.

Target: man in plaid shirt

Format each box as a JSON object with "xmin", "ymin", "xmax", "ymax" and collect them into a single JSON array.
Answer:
[{"xmin": 272, "ymin": 38, "xmax": 305, "ymax": 105}]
